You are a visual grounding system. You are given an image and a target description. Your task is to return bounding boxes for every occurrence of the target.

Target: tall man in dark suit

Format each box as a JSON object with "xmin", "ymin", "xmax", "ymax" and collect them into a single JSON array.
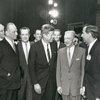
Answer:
[
  {"xmin": 0, "ymin": 22, "xmax": 21, "ymax": 100},
  {"xmin": 56, "ymin": 30, "xmax": 85, "ymax": 100},
  {"xmin": 28, "ymin": 24, "xmax": 57, "ymax": 100},
  {"xmin": 81, "ymin": 25, "xmax": 100, "ymax": 100},
  {"xmin": 18, "ymin": 27, "xmax": 32, "ymax": 100}
]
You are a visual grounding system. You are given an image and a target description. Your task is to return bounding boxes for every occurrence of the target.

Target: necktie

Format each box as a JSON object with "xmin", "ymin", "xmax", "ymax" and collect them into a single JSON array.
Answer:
[
  {"xmin": 67, "ymin": 47, "xmax": 71, "ymax": 66},
  {"xmin": 47, "ymin": 44, "xmax": 50, "ymax": 62},
  {"xmin": 12, "ymin": 43, "xmax": 16, "ymax": 52},
  {"xmin": 25, "ymin": 43, "xmax": 28, "ymax": 63}
]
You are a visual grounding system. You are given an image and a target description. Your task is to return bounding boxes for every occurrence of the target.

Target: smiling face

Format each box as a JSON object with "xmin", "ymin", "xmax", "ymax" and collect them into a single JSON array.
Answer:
[
  {"xmin": 64, "ymin": 31, "xmax": 75, "ymax": 47},
  {"xmin": 43, "ymin": 31, "xmax": 54, "ymax": 43},
  {"xmin": 53, "ymin": 30, "xmax": 61, "ymax": 42},
  {"xmin": 20, "ymin": 29, "xmax": 30, "ymax": 42},
  {"xmin": 34, "ymin": 30, "xmax": 42, "ymax": 41}
]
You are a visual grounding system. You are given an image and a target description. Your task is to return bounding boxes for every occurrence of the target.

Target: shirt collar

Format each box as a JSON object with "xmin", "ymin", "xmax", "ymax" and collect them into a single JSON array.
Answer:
[
  {"xmin": 89, "ymin": 39, "xmax": 97, "ymax": 48},
  {"xmin": 42, "ymin": 39, "xmax": 49, "ymax": 46},
  {"xmin": 5, "ymin": 37, "xmax": 14, "ymax": 44}
]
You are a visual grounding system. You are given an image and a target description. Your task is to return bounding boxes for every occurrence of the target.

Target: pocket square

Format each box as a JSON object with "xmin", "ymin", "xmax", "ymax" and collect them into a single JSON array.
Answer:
[{"xmin": 76, "ymin": 58, "xmax": 80, "ymax": 60}]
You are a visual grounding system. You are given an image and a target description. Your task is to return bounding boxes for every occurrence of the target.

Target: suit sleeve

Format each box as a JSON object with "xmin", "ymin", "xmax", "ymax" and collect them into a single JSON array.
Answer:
[
  {"xmin": 95, "ymin": 46, "xmax": 100, "ymax": 98},
  {"xmin": 56, "ymin": 50, "xmax": 62, "ymax": 87},
  {"xmin": 28, "ymin": 43, "xmax": 38, "ymax": 85},
  {"xmin": 0, "ymin": 44, "xmax": 8, "ymax": 76},
  {"xmin": 81, "ymin": 49, "xmax": 85, "ymax": 87}
]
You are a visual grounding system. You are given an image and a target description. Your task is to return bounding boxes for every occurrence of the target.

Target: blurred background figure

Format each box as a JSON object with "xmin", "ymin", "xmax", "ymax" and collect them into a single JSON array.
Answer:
[
  {"xmin": 53, "ymin": 29, "xmax": 65, "ymax": 49},
  {"xmin": 18, "ymin": 27, "xmax": 32, "ymax": 100},
  {"xmin": 34, "ymin": 29, "xmax": 42, "ymax": 42},
  {"xmin": 73, "ymin": 37, "xmax": 79, "ymax": 46},
  {"xmin": 0, "ymin": 24, "xmax": 5, "ymax": 41}
]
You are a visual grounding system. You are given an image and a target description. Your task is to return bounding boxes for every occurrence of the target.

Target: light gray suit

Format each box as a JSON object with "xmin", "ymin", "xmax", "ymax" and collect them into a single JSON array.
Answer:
[{"xmin": 56, "ymin": 46, "xmax": 85, "ymax": 97}]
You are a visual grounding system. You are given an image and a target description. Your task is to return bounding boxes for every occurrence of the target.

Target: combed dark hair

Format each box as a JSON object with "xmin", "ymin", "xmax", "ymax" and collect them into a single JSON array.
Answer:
[
  {"xmin": 20, "ymin": 27, "xmax": 30, "ymax": 34},
  {"xmin": 85, "ymin": 25, "xmax": 99, "ymax": 39},
  {"xmin": 41, "ymin": 24, "xmax": 54, "ymax": 34}
]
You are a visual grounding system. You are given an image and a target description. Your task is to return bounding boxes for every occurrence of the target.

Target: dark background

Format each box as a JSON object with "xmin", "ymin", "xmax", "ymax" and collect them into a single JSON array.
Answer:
[{"xmin": 0, "ymin": 0, "xmax": 97, "ymax": 38}]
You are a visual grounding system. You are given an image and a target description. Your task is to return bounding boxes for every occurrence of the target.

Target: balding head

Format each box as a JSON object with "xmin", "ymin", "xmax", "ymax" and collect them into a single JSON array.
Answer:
[{"xmin": 5, "ymin": 22, "xmax": 18, "ymax": 40}]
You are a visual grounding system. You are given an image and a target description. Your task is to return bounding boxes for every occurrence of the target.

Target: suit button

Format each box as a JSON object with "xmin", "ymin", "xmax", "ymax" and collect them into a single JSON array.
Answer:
[{"xmin": 7, "ymin": 73, "xmax": 11, "ymax": 77}]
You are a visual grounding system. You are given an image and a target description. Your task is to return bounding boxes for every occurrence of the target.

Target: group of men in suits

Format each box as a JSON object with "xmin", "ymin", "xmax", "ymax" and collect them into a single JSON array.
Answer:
[{"xmin": 0, "ymin": 22, "xmax": 100, "ymax": 100}]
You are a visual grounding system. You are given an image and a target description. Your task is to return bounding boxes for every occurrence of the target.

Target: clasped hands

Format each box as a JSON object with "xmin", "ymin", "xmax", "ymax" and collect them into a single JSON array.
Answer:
[{"xmin": 34, "ymin": 83, "xmax": 41, "ymax": 94}]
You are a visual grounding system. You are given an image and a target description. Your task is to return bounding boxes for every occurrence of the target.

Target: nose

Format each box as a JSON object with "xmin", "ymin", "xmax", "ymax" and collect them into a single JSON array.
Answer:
[{"xmin": 15, "ymin": 32, "xmax": 18, "ymax": 35}]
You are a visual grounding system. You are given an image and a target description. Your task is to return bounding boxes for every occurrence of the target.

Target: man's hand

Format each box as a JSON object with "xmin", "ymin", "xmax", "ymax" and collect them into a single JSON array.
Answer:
[
  {"xmin": 34, "ymin": 83, "xmax": 41, "ymax": 94},
  {"xmin": 80, "ymin": 86, "xmax": 86, "ymax": 98},
  {"xmin": 57, "ymin": 87, "xmax": 62, "ymax": 95},
  {"xmin": 96, "ymin": 98, "xmax": 100, "ymax": 100}
]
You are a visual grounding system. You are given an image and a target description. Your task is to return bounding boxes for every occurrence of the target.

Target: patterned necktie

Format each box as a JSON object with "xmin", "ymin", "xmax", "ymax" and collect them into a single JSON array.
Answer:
[
  {"xmin": 47, "ymin": 44, "xmax": 50, "ymax": 62},
  {"xmin": 67, "ymin": 47, "xmax": 71, "ymax": 66}
]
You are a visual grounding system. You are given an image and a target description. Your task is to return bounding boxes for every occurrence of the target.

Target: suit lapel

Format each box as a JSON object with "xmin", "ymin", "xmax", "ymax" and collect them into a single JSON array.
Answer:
[
  {"xmin": 3, "ymin": 39, "xmax": 17, "ymax": 54},
  {"xmin": 40, "ymin": 40, "xmax": 48, "ymax": 63},
  {"xmin": 63, "ymin": 47, "xmax": 69, "ymax": 68},
  {"xmin": 89, "ymin": 40, "xmax": 99, "ymax": 55},
  {"xmin": 19, "ymin": 42, "xmax": 27, "ymax": 64},
  {"xmin": 70, "ymin": 46, "xmax": 78, "ymax": 68}
]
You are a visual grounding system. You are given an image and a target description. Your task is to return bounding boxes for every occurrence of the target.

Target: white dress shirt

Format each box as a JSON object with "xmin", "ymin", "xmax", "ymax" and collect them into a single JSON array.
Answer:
[
  {"xmin": 88, "ymin": 39, "xmax": 97, "ymax": 54},
  {"xmin": 22, "ymin": 41, "xmax": 30, "ymax": 63},
  {"xmin": 67, "ymin": 45, "xmax": 75, "ymax": 60},
  {"xmin": 42, "ymin": 39, "xmax": 52, "ymax": 62},
  {"xmin": 57, "ymin": 41, "xmax": 60, "ymax": 49}
]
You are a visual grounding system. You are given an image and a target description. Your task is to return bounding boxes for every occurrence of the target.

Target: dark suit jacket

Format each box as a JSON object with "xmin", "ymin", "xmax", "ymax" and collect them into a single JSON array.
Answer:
[
  {"xmin": 0, "ymin": 39, "xmax": 20, "ymax": 89},
  {"xmin": 85, "ymin": 40, "xmax": 100, "ymax": 99},
  {"xmin": 28, "ymin": 40, "xmax": 57, "ymax": 89},
  {"xmin": 17, "ymin": 41, "xmax": 33, "ymax": 77},
  {"xmin": 17, "ymin": 41, "xmax": 33, "ymax": 100}
]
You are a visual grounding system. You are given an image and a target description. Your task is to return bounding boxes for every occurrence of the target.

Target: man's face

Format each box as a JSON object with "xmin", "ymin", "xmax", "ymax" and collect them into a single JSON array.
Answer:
[
  {"xmin": 43, "ymin": 31, "xmax": 54, "ymax": 43},
  {"xmin": 53, "ymin": 31, "xmax": 61, "ymax": 42},
  {"xmin": 64, "ymin": 32, "xmax": 74, "ymax": 47},
  {"xmin": 34, "ymin": 30, "xmax": 42, "ymax": 41},
  {"xmin": 81, "ymin": 27, "xmax": 90, "ymax": 44},
  {"xmin": 6, "ymin": 24, "xmax": 18, "ymax": 40},
  {"xmin": 0, "ymin": 26, "xmax": 4, "ymax": 39},
  {"xmin": 20, "ymin": 29, "xmax": 30, "ymax": 42}
]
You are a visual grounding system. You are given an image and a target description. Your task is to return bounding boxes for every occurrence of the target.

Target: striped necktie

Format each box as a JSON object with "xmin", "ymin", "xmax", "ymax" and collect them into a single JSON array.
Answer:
[{"xmin": 47, "ymin": 44, "xmax": 50, "ymax": 62}]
